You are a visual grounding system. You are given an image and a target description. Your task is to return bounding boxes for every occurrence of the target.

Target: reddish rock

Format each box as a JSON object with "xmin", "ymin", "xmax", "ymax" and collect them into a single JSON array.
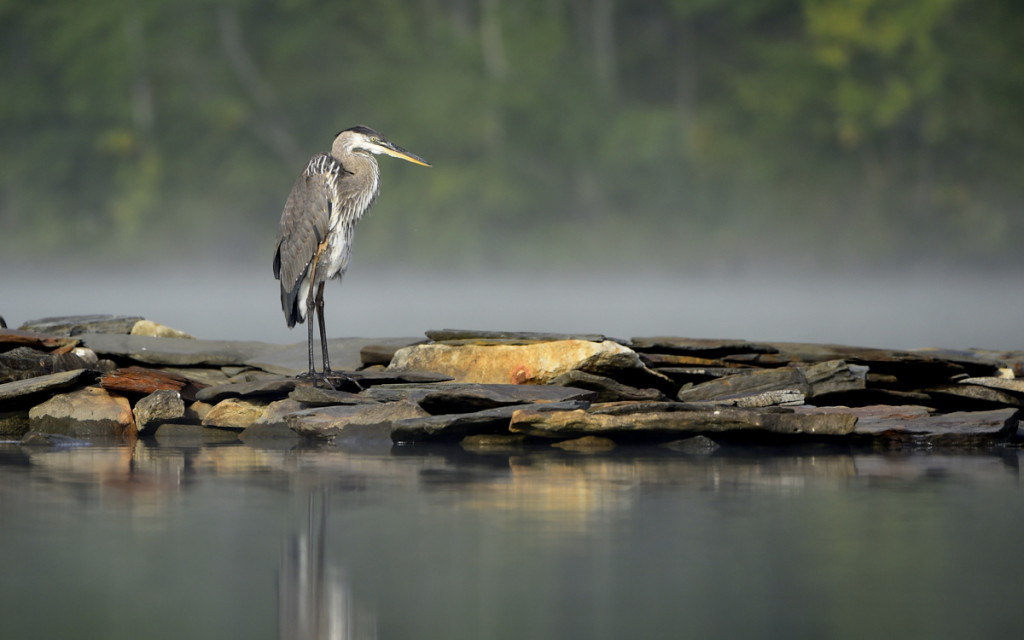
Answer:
[{"xmin": 99, "ymin": 366, "xmax": 205, "ymax": 401}]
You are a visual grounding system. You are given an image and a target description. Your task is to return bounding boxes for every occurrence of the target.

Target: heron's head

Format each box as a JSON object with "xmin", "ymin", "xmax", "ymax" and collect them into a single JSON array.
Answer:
[{"xmin": 333, "ymin": 126, "xmax": 430, "ymax": 167}]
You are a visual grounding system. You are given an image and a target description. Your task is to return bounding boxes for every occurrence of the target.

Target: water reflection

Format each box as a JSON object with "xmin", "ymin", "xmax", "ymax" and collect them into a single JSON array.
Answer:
[
  {"xmin": 1, "ymin": 440, "xmax": 1022, "ymax": 640},
  {"xmin": 279, "ymin": 488, "xmax": 376, "ymax": 640}
]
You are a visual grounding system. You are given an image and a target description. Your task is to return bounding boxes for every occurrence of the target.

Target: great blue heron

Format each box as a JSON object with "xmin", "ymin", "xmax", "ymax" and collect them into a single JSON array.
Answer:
[{"xmin": 273, "ymin": 126, "xmax": 429, "ymax": 385}]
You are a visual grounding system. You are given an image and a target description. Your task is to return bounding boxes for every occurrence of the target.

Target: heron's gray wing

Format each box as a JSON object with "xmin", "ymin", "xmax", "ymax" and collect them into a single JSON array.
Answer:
[{"xmin": 273, "ymin": 154, "xmax": 344, "ymax": 326}]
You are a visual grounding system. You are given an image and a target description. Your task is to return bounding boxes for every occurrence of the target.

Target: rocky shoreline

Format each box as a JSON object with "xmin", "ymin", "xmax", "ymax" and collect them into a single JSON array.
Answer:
[{"xmin": 2, "ymin": 315, "xmax": 1022, "ymax": 451}]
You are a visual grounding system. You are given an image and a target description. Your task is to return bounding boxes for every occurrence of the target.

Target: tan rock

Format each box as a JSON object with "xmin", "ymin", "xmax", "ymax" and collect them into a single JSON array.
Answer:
[
  {"xmin": 389, "ymin": 340, "xmax": 646, "ymax": 384},
  {"xmin": 130, "ymin": 320, "xmax": 195, "ymax": 339},
  {"xmin": 202, "ymin": 397, "xmax": 270, "ymax": 429},
  {"xmin": 28, "ymin": 386, "xmax": 135, "ymax": 438}
]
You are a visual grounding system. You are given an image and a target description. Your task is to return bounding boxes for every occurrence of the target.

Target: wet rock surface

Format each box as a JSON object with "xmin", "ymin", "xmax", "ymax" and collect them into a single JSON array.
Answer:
[{"xmin": 0, "ymin": 314, "xmax": 1020, "ymax": 450}]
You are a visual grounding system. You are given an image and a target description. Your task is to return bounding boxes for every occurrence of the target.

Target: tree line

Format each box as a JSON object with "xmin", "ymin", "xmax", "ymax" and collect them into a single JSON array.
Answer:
[{"xmin": 2, "ymin": 0, "xmax": 1022, "ymax": 270}]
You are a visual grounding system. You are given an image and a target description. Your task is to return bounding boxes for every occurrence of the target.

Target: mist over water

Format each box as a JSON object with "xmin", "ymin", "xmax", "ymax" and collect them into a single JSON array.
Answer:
[{"xmin": 3, "ymin": 263, "xmax": 1021, "ymax": 351}]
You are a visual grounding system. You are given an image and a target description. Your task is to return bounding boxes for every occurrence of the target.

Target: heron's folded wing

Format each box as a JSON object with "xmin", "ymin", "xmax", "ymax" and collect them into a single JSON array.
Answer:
[{"xmin": 274, "ymin": 154, "xmax": 338, "ymax": 293}]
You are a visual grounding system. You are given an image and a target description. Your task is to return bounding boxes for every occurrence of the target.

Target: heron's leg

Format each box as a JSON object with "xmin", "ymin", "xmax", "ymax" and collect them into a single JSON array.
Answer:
[
  {"xmin": 315, "ymin": 282, "xmax": 331, "ymax": 374},
  {"xmin": 306, "ymin": 289, "xmax": 317, "ymax": 378}
]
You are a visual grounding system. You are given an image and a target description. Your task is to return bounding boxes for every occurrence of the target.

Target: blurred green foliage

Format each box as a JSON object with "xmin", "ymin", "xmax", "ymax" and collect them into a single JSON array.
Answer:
[{"xmin": 2, "ymin": 0, "xmax": 1022, "ymax": 270}]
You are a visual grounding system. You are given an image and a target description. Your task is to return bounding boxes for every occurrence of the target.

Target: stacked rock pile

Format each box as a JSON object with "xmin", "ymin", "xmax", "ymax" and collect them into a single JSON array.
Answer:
[{"xmin": 1, "ymin": 316, "xmax": 1021, "ymax": 450}]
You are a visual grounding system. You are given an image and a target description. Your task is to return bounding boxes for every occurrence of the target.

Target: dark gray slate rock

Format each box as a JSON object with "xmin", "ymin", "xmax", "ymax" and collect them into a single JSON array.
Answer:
[
  {"xmin": 288, "ymin": 400, "xmax": 429, "ymax": 440},
  {"xmin": 724, "ymin": 343, "xmax": 999, "ymax": 384},
  {"xmin": 677, "ymin": 360, "xmax": 866, "ymax": 404},
  {"xmin": 925, "ymin": 384, "xmax": 1023, "ymax": 409},
  {"xmin": 802, "ymin": 360, "xmax": 869, "ymax": 397},
  {"xmin": 77, "ymin": 333, "xmax": 279, "ymax": 367},
  {"xmin": 20, "ymin": 315, "xmax": 143, "ymax": 336},
  {"xmin": 133, "ymin": 389, "xmax": 186, "ymax": 433},
  {"xmin": 686, "ymin": 388, "xmax": 806, "ymax": 408},
  {"xmin": 289, "ymin": 384, "xmax": 378, "ymax": 406},
  {"xmin": 391, "ymin": 401, "xmax": 589, "ymax": 443},
  {"xmin": 195, "ymin": 377, "xmax": 298, "ymax": 403},
  {"xmin": 629, "ymin": 337, "xmax": 778, "ymax": 357},
  {"xmin": 548, "ymin": 370, "xmax": 664, "ymax": 402},
  {"xmin": 654, "ymin": 367, "xmax": 746, "ymax": 385},
  {"xmin": 0, "ymin": 369, "xmax": 93, "ymax": 403},
  {"xmin": 425, "ymin": 329, "xmax": 607, "ymax": 343},
  {"xmin": 0, "ymin": 346, "xmax": 96, "ymax": 383},
  {"xmin": 852, "ymin": 408, "xmax": 1019, "ymax": 445},
  {"xmin": 347, "ymin": 369, "xmax": 454, "ymax": 387},
  {"xmin": 360, "ymin": 382, "xmax": 591, "ymax": 410},
  {"xmin": 678, "ymin": 366, "xmax": 807, "ymax": 402},
  {"xmin": 416, "ymin": 383, "xmax": 595, "ymax": 414}
]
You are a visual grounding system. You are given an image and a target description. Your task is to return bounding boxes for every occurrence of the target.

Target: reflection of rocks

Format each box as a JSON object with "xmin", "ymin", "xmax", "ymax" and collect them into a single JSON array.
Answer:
[{"xmin": 1, "ymin": 315, "xmax": 1021, "ymax": 450}]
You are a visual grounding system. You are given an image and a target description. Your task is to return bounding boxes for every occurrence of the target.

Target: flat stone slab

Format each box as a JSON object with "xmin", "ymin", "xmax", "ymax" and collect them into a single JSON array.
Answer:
[
  {"xmin": 245, "ymin": 337, "xmax": 402, "ymax": 376},
  {"xmin": 508, "ymin": 402, "xmax": 857, "ymax": 439},
  {"xmin": 723, "ymin": 343, "xmax": 1000, "ymax": 382},
  {"xmin": 425, "ymin": 329, "xmax": 608, "ymax": 343},
  {"xmin": 0, "ymin": 328, "xmax": 79, "ymax": 350},
  {"xmin": 629, "ymin": 337, "xmax": 778, "ymax": 357},
  {"xmin": 677, "ymin": 360, "xmax": 866, "ymax": 403},
  {"xmin": 362, "ymin": 382, "xmax": 595, "ymax": 412},
  {"xmin": 957, "ymin": 377, "xmax": 1024, "ymax": 395},
  {"xmin": 289, "ymin": 384, "xmax": 378, "ymax": 405},
  {"xmin": 195, "ymin": 377, "xmax": 298, "ymax": 403},
  {"xmin": 78, "ymin": 333, "xmax": 279, "ymax": 367},
  {"xmin": 548, "ymin": 370, "xmax": 664, "ymax": 402},
  {"xmin": 392, "ymin": 400, "xmax": 590, "ymax": 442},
  {"xmin": 0, "ymin": 369, "xmax": 93, "ymax": 403},
  {"xmin": 287, "ymin": 400, "xmax": 429, "ymax": 440},
  {"xmin": 850, "ymin": 408, "xmax": 1019, "ymax": 445},
  {"xmin": 20, "ymin": 315, "xmax": 143, "ymax": 336}
]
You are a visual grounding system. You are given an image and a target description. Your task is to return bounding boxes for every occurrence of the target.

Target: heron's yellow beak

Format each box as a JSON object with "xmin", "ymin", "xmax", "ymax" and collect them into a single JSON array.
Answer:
[{"xmin": 380, "ymin": 142, "xmax": 431, "ymax": 167}]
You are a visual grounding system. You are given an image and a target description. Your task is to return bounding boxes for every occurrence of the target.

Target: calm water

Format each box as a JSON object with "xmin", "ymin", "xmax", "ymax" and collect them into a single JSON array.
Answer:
[
  {"xmin": 3, "ymin": 266, "xmax": 1023, "ymax": 350},
  {"xmin": 2, "ymin": 440, "xmax": 1022, "ymax": 639}
]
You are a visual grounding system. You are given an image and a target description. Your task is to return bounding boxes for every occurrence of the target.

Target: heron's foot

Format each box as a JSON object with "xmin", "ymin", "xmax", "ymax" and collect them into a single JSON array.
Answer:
[
  {"xmin": 322, "ymin": 368, "xmax": 364, "ymax": 392},
  {"xmin": 296, "ymin": 370, "xmax": 338, "ymax": 390}
]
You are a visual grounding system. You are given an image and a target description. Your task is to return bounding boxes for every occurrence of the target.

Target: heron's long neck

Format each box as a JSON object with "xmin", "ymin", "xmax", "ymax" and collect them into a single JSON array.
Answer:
[{"xmin": 336, "ymin": 151, "xmax": 380, "ymax": 226}]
